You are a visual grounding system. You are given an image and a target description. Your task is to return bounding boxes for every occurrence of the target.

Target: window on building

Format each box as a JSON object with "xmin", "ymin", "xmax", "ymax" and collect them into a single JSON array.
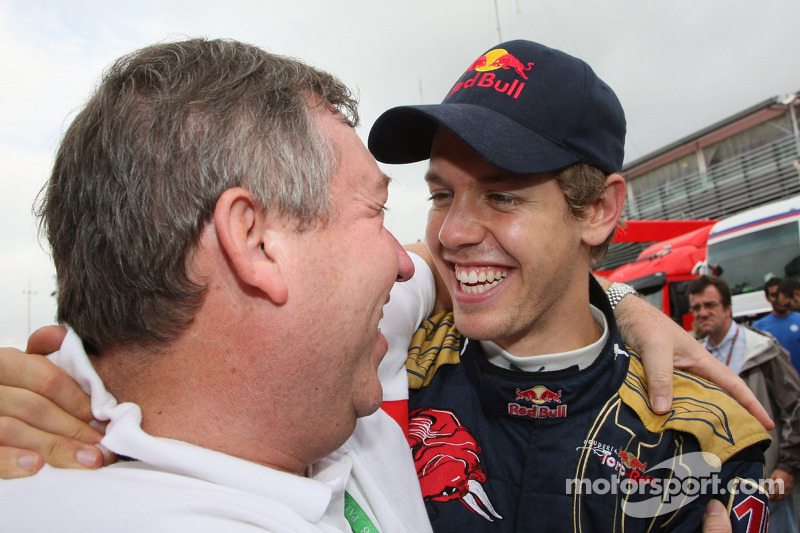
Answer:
[
  {"xmin": 703, "ymin": 115, "xmax": 793, "ymax": 169},
  {"xmin": 707, "ymin": 221, "xmax": 800, "ymax": 295},
  {"xmin": 629, "ymin": 154, "xmax": 699, "ymax": 195}
]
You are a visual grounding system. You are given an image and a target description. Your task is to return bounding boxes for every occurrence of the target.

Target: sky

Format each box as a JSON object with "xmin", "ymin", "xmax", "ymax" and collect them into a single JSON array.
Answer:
[{"xmin": 1, "ymin": 0, "xmax": 798, "ymax": 348}]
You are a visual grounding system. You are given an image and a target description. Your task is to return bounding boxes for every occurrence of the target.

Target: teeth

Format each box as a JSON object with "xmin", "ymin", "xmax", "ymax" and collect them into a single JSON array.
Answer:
[
  {"xmin": 462, "ymin": 279, "xmax": 502, "ymax": 294},
  {"xmin": 454, "ymin": 266, "xmax": 509, "ymax": 295}
]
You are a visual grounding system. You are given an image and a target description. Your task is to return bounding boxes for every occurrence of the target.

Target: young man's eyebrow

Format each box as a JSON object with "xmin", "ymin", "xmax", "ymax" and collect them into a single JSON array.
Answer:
[
  {"xmin": 424, "ymin": 171, "xmax": 535, "ymax": 186},
  {"xmin": 424, "ymin": 173, "xmax": 445, "ymax": 185}
]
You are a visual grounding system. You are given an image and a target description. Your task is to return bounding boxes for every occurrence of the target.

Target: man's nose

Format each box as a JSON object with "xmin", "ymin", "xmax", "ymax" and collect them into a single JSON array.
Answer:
[
  {"xmin": 391, "ymin": 232, "xmax": 414, "ymax": 282},
  {"xmin": 437, "ymin": 199, "xmax": 486, "ymax": 250}
]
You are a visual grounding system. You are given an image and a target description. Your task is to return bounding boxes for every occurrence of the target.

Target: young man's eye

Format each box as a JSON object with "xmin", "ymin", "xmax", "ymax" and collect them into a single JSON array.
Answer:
[
  {"xmin": 428, "ymin": 191, "xmax": 453, "ymax": 203},
  {"xmin": 489, "ymin": 193, "xmax": 517, "ymax": 204}
]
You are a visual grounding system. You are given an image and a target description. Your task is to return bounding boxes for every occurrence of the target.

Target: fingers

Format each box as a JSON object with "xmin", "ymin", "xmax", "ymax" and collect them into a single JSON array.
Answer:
[
  {"xmin": 25, "ymin": 325, "xmax": 67, "ymax": 355},
  {"xmin": 0, "ymin": 415, "xmax": 112, "ymax": 475},
  {"xmin": 0, "ymin": 331, "xmax": 119, "ymax": 477},
  {"xmin": 0, "ymin": 446, "xmax": 44, "ymax": 478},
  {"xmin": 0, "ymin": 348, "xmax": 94, "ymax": 423},
  {"xmin": 639, "ymin": 352, "xmax": 674, "ymax": 414},
  {"xmin": 0, "ymin": 348, "xmax": 117, "ymax": 477},
  {"xmin": 768, "ymin": 469, "xmax": 793, "ymax": 501},
  {"xmin": 0, "ymin": 384, "xmax": 99, "ymax": 442},
  {"xmin": 701, "ymin": 499, "xmax": 731, "ymax": 533}
]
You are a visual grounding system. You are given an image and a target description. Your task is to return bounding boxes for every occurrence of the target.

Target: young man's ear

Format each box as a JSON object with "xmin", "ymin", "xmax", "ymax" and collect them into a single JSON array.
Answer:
[
  {"xmin": 582, "ymin": 173, "xmax": 626, "ymax": 247},
  {"xmin": 213, "ymin": 187, "xmax": 289, "ymax": 305}
]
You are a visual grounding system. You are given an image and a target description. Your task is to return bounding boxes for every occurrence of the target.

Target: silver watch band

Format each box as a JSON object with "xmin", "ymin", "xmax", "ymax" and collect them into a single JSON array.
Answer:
[{"xmin": 606, "ymin": 282, "xmax": 637, "ymax": 310}]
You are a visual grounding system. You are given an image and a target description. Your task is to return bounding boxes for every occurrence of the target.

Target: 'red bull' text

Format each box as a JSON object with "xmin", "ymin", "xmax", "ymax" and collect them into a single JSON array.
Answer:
[
  {"xmin": 508, "ymin": 403, "xmax": 567, "ymax": 418},
  {"xmin": 448, "ymin": 72, "xmax": 526, "ymax": 99}
]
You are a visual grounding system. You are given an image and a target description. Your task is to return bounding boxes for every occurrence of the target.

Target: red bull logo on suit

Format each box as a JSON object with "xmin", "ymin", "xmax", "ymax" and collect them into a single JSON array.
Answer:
[{"xmin": 509, "ymin": 385, "xmax": 568, "ymax": 418}]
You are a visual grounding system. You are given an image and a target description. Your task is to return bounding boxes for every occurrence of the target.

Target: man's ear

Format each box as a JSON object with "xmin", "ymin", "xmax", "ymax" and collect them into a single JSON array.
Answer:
[
  {"xmin": 214, "ymin": 187, "xmax": 289, "ymax": 305},
  {"xmin": 582, "ymin": 173, "xmax": 626, "ymax": 247}
]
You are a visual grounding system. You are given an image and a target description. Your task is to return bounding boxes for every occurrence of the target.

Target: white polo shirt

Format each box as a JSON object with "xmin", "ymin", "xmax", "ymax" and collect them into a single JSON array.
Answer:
[{"xmin": 0, "ymin": 260, "xmax": 436, "ymax": 533}]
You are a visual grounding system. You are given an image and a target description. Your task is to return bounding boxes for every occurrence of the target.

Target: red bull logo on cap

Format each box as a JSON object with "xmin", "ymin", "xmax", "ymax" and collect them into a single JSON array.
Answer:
[
  {"xmin": 469, "ymin": 49, "xmax": 534, "ymax": 79},
  {"xmin": 447, "ymin": 48, "xmax": 534, "ymax": 99},
  {"xmin": 509, "ymin": 386, "xmax": 567, "ymax": 418}
]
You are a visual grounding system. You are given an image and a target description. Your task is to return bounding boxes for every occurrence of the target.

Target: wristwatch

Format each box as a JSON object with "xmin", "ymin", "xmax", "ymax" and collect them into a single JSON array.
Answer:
[{"xmin": 606, "ymin": 282, "xmax": 637, "ymax": 310}]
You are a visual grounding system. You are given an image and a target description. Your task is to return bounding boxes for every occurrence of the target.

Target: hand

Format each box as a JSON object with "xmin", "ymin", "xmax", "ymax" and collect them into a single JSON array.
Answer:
[
  {"xmin": 702, "ymin": 500, "xmax": 731, "ymax": 533},
  {"xmin": 612, "ymin": 286, "xmax": 773, "ymax": 430},
  {"xmin": 0, "ymin": 326, "xmax": 115, "ymax": 479},
  {"xmin": 768, "ymin": 468, "xmax": 794, "ymax": 501}
]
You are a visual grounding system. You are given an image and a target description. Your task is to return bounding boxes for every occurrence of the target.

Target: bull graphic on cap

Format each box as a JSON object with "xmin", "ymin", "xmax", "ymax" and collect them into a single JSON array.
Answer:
[
  {"xmin": 467, "ymin": 48, "xmax": 535, "ymax": 79},
  {"xmin": 408, "ymin": 407, "xmax": 502, "ymax": 522}
]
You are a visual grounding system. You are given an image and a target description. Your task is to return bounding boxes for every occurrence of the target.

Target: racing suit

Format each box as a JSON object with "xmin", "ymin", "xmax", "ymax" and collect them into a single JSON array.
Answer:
[{"xmin": 406, "ymin": 278, "xmax": 771, "ymax": 532}]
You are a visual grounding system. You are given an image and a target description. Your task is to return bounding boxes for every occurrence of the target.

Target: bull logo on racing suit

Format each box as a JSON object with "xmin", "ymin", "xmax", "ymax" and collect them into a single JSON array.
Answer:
[
  {"xmin": 408, "ymin": 407, "xmax": 503, "ymax": 522},
  {"xmin": 510, "ymin": 385, "xmax": 568, "ymax": 418},
  {"xmin": 516, "ymin": 385, "xmax": 562, "ymax": 405},
  {"xmin": 617, "ymin": 450, "xmax": 648, "ymax": 472}
]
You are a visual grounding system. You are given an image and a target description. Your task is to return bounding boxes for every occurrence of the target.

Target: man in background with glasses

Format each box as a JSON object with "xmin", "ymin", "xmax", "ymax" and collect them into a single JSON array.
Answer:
[{"xmin": 689, "ymin": 274, "xmax": 800, "ymax": 532}]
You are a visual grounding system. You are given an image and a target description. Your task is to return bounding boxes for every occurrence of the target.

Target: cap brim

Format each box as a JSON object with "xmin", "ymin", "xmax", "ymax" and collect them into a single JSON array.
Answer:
[{"xmin": 368, "ymin": 103, "xmax": 580, "ymax": 175}]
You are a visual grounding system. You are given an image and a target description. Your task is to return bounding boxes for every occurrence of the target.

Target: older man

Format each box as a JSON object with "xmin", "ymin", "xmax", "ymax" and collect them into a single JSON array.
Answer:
[{"xmin": 0, "ymin": 38, "xmax": 431, "ymax": 532}]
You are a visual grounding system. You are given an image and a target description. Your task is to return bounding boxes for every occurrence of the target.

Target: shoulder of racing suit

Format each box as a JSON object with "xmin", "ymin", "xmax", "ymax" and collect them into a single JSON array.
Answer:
[
  {"xmin": 619, "ymin": 351, "xmax": 771, "ymax": 463},
  {"xmin": 405, "ymin": 310, "xmax": 770, "ymax": 464},
  {"xmin": 406, "ymin": 310, "xmax": 461, "ymax": 390}
]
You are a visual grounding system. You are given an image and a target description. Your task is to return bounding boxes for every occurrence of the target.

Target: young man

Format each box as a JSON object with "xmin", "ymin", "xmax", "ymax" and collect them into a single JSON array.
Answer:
[
  {"xmin": 753, "ymin": 277, "xmax": 800, "ymax": 373},
  {"xmin": 368, "ymin": 40, "xmax": 770, "ymax": 531},
  {"xmin": 690, "ymin": 275, "xmax": 800, "ymax": 533}
]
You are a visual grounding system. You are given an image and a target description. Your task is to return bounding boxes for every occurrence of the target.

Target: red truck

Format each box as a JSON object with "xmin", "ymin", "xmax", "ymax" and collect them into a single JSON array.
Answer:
[{"xmin": 600, "ymin": 221, "xmax": 717, "ymax": 331}]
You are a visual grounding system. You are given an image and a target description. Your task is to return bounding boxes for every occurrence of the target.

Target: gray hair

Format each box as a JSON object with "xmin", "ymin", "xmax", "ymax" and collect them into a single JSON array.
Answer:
[{"xmin": 37, "ymin": 38, "xmax": 359, "ymax": 352}]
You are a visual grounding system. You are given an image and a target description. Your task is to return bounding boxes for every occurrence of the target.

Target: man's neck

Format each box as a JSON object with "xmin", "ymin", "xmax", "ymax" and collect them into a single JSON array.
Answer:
[
  {"xmin": 490, "ymin": 272, "xmax": 601, "ymax": 357},
  {"xmin": 773, "ymin": 309, "xmax": 790, "ymax": 318},
  {"xmin": 483, "ymin": 305, "xmax": 607, "ymax": 372},
  {"xmin": 709, "ymin": 320, "xmax": 734, "ymax": 347},
  {"xmin": 91, "ymin": 329, "xmax": 320, "ymax": 477},
  {"xmin": 493, "ymin": 305, "xmax": 601, "ymax": 357}
]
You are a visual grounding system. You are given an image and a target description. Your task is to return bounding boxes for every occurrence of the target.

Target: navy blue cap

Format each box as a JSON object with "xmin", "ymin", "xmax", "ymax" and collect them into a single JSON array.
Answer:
[{"xmin": 368, "ymin": 40, "xmax": 626, "ymax": 175}]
